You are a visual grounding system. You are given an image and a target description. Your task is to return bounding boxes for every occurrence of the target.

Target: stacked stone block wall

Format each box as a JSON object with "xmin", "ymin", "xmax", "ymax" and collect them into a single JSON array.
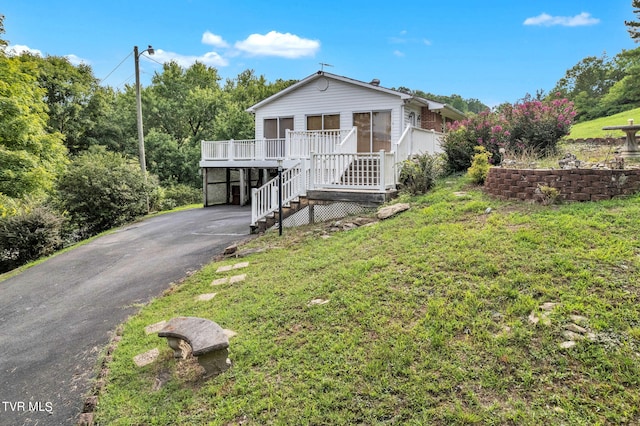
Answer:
[{"xmin": 484, "ymin": 167, "xmax": 640, "ymax": 202}]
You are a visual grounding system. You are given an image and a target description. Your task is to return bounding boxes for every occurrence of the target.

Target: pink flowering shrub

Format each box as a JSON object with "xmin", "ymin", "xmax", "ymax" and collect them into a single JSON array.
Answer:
[{"xmin": 442, "ymin": 94, "xmax": 576, "ymax": 172}]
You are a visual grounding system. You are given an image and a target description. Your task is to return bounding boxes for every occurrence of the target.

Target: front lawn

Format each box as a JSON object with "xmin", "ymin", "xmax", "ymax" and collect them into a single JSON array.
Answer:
[{"xmin": 94, "ymin": 176, "xmax": 640, "ymax": 425}]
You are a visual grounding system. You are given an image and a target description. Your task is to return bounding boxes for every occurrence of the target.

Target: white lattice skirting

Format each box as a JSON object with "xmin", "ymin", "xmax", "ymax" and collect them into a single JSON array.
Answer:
[{"xmin": 273, "ymin": 202, "xmax": 375, "ymax": 229}]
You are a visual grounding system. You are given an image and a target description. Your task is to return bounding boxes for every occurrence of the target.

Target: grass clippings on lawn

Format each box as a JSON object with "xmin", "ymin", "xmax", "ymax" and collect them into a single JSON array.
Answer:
[{"xmin": 94, "ymin": 176, "xmax": 640, "ymax": 425}]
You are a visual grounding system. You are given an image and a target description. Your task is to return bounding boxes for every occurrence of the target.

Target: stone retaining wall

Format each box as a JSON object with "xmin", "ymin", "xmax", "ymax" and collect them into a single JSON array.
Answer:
[
  {"xmin": 564, "ymin": 137, "xmax": 625, "ymax": 145},
  {"xmin": 484, "ymin": 167, "xmax": 640, "ymax": 202}
]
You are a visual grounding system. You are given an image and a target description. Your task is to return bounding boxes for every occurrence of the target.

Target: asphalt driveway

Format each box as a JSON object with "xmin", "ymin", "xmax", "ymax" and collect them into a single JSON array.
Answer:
[{"xmin": 0, "ymin": 206, "xmax": 251, "ymax": 425}]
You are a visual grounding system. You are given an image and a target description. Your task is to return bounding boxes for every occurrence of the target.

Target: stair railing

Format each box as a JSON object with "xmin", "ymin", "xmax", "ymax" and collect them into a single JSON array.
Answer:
[{"xmin": 251, "ymin": 160, "xmax": 307, "ymax": 226}]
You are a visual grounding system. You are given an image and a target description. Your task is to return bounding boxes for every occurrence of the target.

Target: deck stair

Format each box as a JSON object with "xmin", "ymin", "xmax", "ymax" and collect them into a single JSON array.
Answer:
[{"xmin": 251, "ymin": 195, "xmax": 308, "ymax": 233}]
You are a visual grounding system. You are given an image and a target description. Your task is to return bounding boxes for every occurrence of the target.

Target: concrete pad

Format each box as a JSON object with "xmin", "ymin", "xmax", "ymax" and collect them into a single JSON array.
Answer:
[
  {"xmin": 216, "ymin": 265, "xmax": 233, "ymax": 273},
  {"xmin": 233, "ymin": 261, "xmax": 250, "ymax": 269},
  {"xmin": 133, "ymin": 348, "xmax": 160, "ymax": 367},
  {"xmin": 307, "ymin": 298, "xmax": 329, "ymax": 306}
]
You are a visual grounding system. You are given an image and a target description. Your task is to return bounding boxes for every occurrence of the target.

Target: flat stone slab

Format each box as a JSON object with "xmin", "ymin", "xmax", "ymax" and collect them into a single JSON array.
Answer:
[
  {"xmin": 212, "ymin": 277, "xmax": 228, "ymax": 286},
  {"xmin": 307, "ymin": 298, "xmax": 329, "ymax": 306},
  {"xmin": 229, "ymin": 274, "xmax": 246, "ymax": 283},
  {"xmin": 133, "ymin": 348, "xmax": 160, "ymax": 367},
  {"xmin": 145, "ymin": 321, "xmax": 167, "ymax": 335},
  {"xmin": 196, "ymin": 293, "xmax": 217, "ymax": 301},
  {"xmin": 216, "ymin": 262, "xmax": 250, "ymax": 273},
  {"xmin": 211, "ymin": 274, "xmax": 246, "ymax": 286}
]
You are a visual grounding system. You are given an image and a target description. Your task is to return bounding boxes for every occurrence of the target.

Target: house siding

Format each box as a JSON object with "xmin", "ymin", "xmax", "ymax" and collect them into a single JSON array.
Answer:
[{"xmin": 254, "ymin": 77, "xmax": 405, "ymax": 145}]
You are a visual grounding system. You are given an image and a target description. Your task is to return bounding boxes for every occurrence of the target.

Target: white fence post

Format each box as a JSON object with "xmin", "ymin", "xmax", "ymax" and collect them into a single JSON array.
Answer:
[{"xmin": 379, "ymin": 150, "xmax": 385, "ymax": 192}]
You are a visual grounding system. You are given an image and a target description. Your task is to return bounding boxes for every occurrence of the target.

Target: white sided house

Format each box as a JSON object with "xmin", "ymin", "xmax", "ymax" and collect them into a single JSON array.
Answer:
[{"xmin": 200, "ymin": 71, "xmax": 465, "ymax": 232}]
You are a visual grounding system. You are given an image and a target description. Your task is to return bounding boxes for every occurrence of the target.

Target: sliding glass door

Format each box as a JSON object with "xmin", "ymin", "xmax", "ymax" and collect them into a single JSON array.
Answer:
[{"xmin": 353, "ymin": 111, "xmax": 391, "ymax": 152}]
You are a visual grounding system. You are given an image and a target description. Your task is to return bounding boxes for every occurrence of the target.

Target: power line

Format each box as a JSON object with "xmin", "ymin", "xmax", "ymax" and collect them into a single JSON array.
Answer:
[{"xmin": 100, "ymin": 51, "xmax": 133, "ymax": 84}]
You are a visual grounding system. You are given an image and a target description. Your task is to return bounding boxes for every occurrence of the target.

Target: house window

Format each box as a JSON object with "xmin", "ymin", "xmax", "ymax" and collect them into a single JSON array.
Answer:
[
  {"xmin": 264, "ymin": 117, "xmax": 294, "ymax": 139},
  {"xmin": 306, "ymin": 114, "xmax": 340, "ymax": 130}
]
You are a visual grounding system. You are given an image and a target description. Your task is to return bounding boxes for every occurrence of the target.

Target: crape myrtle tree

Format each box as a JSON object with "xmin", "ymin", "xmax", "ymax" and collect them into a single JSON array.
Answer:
[{"xmin": 442, "ymin": 95, "xmax": 576, "ymax": 172}]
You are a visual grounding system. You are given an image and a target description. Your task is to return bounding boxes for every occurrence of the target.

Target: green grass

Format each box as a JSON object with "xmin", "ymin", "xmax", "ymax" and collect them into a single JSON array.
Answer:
[
  {"xmin": 94, "ymin": 177, "xmax": 640, "ymax": 425},
  {"xmin": 569, "ymin": 107, "xmax": 640, "ymax": 139}
]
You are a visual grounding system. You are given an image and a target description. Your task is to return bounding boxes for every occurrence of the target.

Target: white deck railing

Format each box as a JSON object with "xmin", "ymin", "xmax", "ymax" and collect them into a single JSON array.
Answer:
[
  {"xmin": 202, "ymin": 128, "xmax": 358, "ymax": 162},
  {"xmin": 395, "ymin": 126, "xmax": 444, "ymax": 161},
  {"xmin": 310, "ymin": 151, "xmax": 395, "ymax": 192},
  {"xmin": 251, "ymin": 160, "xmax": 308, "ymax": 226},
  {"xmin": 201, "ymin": 139, "xmax": 285, "ymax": 161},
  {"xmin": 287, "ymin": 129, "xmax": 353, "ymax": 157}
]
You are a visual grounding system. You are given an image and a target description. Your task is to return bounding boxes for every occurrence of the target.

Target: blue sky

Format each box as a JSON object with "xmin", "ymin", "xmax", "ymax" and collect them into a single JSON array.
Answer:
[{"xmin": 2, "ymin": 1, "xmax": 637, "ymax": 106}]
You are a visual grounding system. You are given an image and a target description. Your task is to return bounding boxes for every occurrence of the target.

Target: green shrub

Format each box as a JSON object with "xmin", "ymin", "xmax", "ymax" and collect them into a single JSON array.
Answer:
[
  {"xmin": 57, "ymin": 147, "xmax": 158, "ymax": 235},
  {"xmin": 161, "ymin": 184, "xmax": 201, "ymax": 208},
  {"xmin": 467, "ymin": 146, "xmax": 492, "ymax": 184},
  {"xmin": 443, "ymin": 95, "xmax": 576, "ymax": 172},
  {"xmin": 398, "ymin": 153, "xmax": 443, "ymax": 195},
  {"xmin": 0, "ymin": 204, "xmax": 64, "ymax": 273}
]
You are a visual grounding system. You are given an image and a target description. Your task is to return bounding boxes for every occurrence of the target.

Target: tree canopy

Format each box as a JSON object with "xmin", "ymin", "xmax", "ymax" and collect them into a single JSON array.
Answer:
[
  {"xmin": 0, "ymin": 55, "xmax": 67, "ymax": 198},
  {"xmin": 626, "ymin": 0, "xmax": 640, "ymax": 41}
]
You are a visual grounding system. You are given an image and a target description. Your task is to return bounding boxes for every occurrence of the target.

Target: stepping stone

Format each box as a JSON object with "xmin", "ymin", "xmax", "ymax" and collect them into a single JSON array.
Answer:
[
  {"xmin": 229, "ymin": 274, "xmax": 246, "ymax": 284},
  {"xmin": 307, "ymin": 298, "xmax": 329, "ymax": 306},
  {"xmin": 559, "ymin": 341, "xmax": 576, "ymax": 349},
  {"xmin": 540, "ymin": 302, "xmax": 559, "ymax": 311},
  {"xmin": 216, "ymin": 262, "xmax": 250, "ymax": 273},
  {"xmin": 133, "ymin": 348, "xmax": 160, "ymax": 367},
  {"xmin": 196, "ymin": 293, "xmax": 217, "ymax": 301},
  {"xmin": 145, "ymin": 321, "xmax": 167, "ymax": 335},
  {"xmin": 212, "ymin": 277, "xmax": 229, "ymax": 286}
]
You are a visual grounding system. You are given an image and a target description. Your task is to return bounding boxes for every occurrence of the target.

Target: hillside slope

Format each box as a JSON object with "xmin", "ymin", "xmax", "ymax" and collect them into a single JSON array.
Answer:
[
  {"xmin": 95, "ymin": 178, "xmax": 640, "ymax": 425},
  {"xmin": 569, "ymin": 107, "xmax": 640, "ymax": 139}
]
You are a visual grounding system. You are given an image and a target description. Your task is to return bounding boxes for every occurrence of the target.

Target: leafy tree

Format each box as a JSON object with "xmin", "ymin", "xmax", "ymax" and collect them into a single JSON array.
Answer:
[
  {"xmin": 0, "ymin": 55, "xmax": 67, "ymax": 198},
  {"xmin": 551, "ymin": 53, "xmax": 622, "ymax": 121},
  {"xmin": 598, "ymin": 47, "xmax": 640, "ymax": 114},
  {"xmin": 18, "ymin": 54, "xmax": 100, "ymax": 153},
  {"xmin": 0, "ymin": 14, "xmax": 7, "ymax": 51},
  {"xmin": 81, "ymin": 86, "xmax": 135, "ymax": 154},
  {"xmin": 56, "ymin": 147, "xmax": 156, "ymax": 234},
  {"xmin": 146, "ymin": 61, "xmax": 223, "ymax": 146},
  {"xmin": 144, "ymin": 130, "xmax": 199, "ymax": 186},
  {"xmin": 626, "ymin": 0, "xmax": 640, "ymax": 41}
]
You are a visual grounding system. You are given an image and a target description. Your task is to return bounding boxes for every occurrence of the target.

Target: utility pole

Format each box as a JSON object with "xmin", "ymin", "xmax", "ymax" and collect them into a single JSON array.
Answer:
[{"xmin": 134, "ymin": 45, "xmax": 154, "ymax": 212}]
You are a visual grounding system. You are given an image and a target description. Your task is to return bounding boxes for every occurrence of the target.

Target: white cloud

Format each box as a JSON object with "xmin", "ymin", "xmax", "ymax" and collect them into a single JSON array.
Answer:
[
  {"xmin": 65, "ymin": 54, "xmax": 90, "ymax": 66},
  {"xmin": 6, "ymin": 44, "xmax": 90, "ymax": 65},
  {"xmin": 523, "ymin": 12, "xmax": 600, "ymax": 27},
  {"xmin": 202, "ymin": 31, "xmax": 229, "ymax": 48},
  {"xmin": 393, "ymin": 50, "xmax": 405, "ymax": 57},
  {"xmin": 6, "ymin": 44, "xmax": 42, "ymax": 56},
  {"xmin": 234, "ymin": 31, "xmax": 320, "ymax": 58},
  {"xmin": 422, "ymin": 39, "xmax": 432, "ymax": 46},
  {"xmin": 152, "ymin": 49, "xmax": 229, "ymax": 68}
]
